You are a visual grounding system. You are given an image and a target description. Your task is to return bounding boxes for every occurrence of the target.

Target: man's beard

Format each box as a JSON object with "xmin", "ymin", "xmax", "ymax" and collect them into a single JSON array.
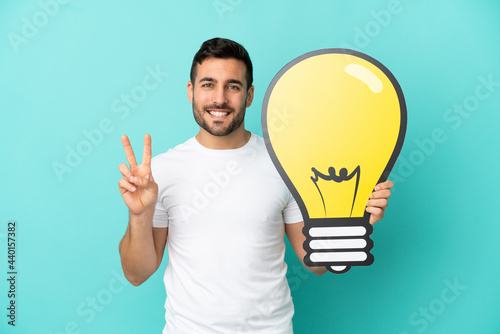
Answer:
[{"xmin": 192, "ymin": 98, "xmax": 246, "ymax": 137}]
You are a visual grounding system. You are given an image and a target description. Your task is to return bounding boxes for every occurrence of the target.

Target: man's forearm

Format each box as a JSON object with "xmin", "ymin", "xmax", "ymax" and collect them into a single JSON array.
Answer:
[
  {"xmin": 305, "ymin": 265, "xmax": 327, "ymax": 275},
  {"xmin": 119, "ymin": 210, "xmax": 158, "ymax": 286}
]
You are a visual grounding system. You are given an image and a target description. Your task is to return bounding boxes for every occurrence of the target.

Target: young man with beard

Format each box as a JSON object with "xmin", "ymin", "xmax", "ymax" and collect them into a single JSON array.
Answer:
[{"xmin": 118, "ymin": 38, "xmax": 393, "ymax": 333}]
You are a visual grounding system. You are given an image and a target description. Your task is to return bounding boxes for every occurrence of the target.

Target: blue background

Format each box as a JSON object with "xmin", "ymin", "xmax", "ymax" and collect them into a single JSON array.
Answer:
[{"xmin": 1, "ymin": 1, "xmax": 499, "ymax": 333}]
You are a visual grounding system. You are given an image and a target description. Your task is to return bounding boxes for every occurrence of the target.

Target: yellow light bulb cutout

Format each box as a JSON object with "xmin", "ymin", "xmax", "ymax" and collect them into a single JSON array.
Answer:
[{"xmin": 262, "ymin": 49, "xmax": 406, "ymax": 274}]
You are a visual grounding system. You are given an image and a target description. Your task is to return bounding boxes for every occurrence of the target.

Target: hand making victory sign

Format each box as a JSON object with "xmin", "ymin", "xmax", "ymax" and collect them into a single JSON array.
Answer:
[{"xmin": 118, "ymin": 134, "xmax": 158, "ymax": 216}]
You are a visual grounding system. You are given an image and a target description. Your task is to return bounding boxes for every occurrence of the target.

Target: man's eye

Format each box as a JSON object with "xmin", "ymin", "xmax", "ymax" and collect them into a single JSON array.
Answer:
[
  {"xmin": 228, "ymin": 85, "xmax": 239, "ymax": 90},
  {"xmin": 202, "ymin": 83, "xmax": 213, "ymax": 88}
]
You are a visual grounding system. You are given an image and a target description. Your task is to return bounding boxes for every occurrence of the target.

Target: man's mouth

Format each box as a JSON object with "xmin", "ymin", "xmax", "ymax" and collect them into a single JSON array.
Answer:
[
  {"xmin": 206, "ymin": 109, "xmax": 232, "ymax": 119},
  {"xmin": 207, "ymin": 110, "xmax": 230, "ymax": 117}
]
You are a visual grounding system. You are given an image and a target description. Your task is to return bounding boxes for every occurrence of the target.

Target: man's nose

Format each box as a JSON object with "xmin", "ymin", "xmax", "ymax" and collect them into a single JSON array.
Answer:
[{"xmin": 213, "ymin": 87, "xmax": 228, "ymax": 105}]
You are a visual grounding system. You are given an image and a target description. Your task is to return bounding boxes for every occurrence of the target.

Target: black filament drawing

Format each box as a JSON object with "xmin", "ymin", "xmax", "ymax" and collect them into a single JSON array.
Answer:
[{"xmin": 311, "ymin": 165, "xmax": 361, "ymax": 217}]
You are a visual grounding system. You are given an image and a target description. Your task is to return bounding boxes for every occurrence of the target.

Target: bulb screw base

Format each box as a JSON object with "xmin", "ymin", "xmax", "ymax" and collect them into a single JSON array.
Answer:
[{"xmin": 302, "ymin": 217, "xmax": 374, "ymax": 274}]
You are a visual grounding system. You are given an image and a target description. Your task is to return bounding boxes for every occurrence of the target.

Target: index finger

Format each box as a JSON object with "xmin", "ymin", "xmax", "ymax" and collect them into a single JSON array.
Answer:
[
  {"xmin": 121, "ymin": 135, "xmax": 138, "ymax": 168},
  {"xmin": 374, "ymin": 180, "xmax": 394, "ymax": 191},
  {"xmin": 142, "ymin": 134, "xmax": 152, "ymax": 167}
]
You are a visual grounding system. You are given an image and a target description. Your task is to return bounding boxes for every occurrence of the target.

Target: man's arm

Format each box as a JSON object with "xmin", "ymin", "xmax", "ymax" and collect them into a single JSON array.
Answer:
[
  {"xmin": 285, "ymin": 222, "xmax": 327, "ymax": 275},
  {"xmin": 285, "ymin": 180, "xmax": 394, "ymax": 275},
  {"xmin": 119, "ymin": 216, "xmax": 167, "ymax": 286},
  {"xmin": 117, "ymin": 134, "xmax": 165, "ymax": 286}
]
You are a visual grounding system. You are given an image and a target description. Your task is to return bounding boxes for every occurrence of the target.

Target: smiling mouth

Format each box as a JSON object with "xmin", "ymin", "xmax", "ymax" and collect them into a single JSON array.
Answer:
[{"xmin": 207, "ymin": 110, "xmax": 231, "ymax": 117}]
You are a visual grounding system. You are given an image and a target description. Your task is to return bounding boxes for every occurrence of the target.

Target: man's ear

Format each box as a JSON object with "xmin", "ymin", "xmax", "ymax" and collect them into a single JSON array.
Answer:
[
  {"xmin": 187, "ymin": 81, "xmax": 193, "ymax": 104},
  {"xmin": 246, "ymin": 85, "xmax": 254, "ymax": 108}
]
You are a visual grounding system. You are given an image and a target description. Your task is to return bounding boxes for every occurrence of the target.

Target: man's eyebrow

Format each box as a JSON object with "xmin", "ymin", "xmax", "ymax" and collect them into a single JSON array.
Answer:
[
  {"xmin": 199, "ymin": 77, "xmax": 215, "ymax": 83},
  {"xmin": 227, "ymin": 79, "xmax": 243, "ymax": 86}
]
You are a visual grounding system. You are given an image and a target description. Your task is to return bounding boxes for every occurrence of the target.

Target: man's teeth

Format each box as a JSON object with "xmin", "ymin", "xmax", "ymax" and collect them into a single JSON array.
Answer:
[{"xmin": 209, "ymin": 111, "xmax": 229, "ymax": 117}]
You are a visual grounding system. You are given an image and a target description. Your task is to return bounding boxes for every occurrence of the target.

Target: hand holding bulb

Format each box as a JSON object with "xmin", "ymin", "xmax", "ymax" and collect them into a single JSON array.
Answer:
[{"xmin": 367, "ymin": 180, "xmax": 393, "ymax": 225}]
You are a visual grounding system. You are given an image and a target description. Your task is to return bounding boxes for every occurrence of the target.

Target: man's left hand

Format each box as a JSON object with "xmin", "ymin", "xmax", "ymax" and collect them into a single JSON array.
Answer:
[{"xmin": 366, "ymin": 180, "xmax": 393, "ymax": 225}]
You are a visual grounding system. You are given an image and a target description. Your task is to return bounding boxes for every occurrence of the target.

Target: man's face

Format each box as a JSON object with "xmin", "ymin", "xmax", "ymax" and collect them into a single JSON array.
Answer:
[{"xmin": 188, "ymin": 58, "xmax": 254, "ymax": 137}]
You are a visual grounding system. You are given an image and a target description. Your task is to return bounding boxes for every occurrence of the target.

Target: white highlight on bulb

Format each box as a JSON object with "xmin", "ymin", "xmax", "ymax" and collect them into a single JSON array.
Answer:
[
  {"xmin": 310, "ymin": 251, "xmax": 368, "ymax": 262},
  {"xmin": 310, "ymin": 238, "xmax": 367, "ymax": 250},
  {"xmin": 310, "ymin": 226, "xmax": 366, "ymax": 237},
  {"xmin": 345, "ymin": 63, "xmax": 383, "ymax": 93}
]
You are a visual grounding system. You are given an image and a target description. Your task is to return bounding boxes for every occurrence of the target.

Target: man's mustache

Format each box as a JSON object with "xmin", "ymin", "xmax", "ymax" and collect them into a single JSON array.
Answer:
[{"xmin": 204, "ymin": 103, "xmax": 234, "ymax": 112}]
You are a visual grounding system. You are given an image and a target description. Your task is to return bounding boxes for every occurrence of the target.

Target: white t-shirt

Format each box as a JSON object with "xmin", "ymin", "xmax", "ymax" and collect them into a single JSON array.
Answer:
[{"xmin": 152, "ymin": 133, "xmax": 303, "ymax": 334}]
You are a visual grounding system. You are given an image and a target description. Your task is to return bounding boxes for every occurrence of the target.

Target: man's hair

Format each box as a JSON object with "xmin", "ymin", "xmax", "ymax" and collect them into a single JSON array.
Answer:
[{"xmin": 190, "ymin": 38, "xmax": 253, "ymax": 89}]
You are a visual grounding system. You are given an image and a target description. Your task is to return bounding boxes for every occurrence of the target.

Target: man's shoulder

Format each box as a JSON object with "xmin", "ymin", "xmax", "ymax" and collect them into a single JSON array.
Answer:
[
  {"xmin": 251, "ymin": 133, "xmax": 265, "ymax": 145},
  {"xmin": 153, "ymin": 137, "xmax": 196, "ymax": 160}
]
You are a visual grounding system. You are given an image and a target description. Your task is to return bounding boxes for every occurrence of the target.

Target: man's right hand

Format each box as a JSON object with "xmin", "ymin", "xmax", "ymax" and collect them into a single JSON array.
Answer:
[{"xmin": 118, "ymin": 134, "xmax": 158, "ymax": 216}]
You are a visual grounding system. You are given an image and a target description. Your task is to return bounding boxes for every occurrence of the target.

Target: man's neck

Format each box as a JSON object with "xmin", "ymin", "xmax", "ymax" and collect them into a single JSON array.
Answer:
[{"xmin": 195, "ymin": 127, "xmax": 251, "ymax": 150}]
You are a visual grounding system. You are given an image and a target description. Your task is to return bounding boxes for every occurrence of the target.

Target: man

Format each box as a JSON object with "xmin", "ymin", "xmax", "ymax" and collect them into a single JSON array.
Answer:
[{"xmin": 118, "ymin": 38, "xmax": 393, "ymax": 333}]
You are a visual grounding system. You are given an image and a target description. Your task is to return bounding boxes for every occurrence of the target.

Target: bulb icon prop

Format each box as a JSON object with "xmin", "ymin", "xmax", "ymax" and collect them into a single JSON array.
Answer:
[{"xmin": 262, "ymin": 49, "xmax": 406, "ymax": 274}]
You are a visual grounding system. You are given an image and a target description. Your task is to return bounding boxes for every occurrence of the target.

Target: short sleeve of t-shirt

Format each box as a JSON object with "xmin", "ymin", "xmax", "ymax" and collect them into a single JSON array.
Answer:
[
  {"xmin": 283, "ymin": 193, "xmax": 303, "ymax": 224},
  {"xmin": 151, "ymin": 152, "xmax": 169, "ymax": 228},
  {"xmin": 153, "ymin": 201, "xmax": 169, "ymax": 228}
]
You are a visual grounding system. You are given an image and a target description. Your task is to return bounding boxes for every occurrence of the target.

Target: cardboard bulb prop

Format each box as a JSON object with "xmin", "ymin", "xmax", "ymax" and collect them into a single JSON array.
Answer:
[{"xmin": 262, "ymin": 49, "xmax": 407, "ymax": 274}]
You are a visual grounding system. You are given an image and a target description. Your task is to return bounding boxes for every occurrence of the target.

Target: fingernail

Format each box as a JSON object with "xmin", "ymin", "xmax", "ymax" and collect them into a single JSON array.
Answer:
[
  {"xmin": 375, "ymin": 186, "xmax": 380, "ymax": 191},
  {"xmin": 130, "ymin": 186, "xmax": 136, "ymax": 191},
  {"xmin": 129, "ymin": 176, "xmax": 133, "ymax": 182}
]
